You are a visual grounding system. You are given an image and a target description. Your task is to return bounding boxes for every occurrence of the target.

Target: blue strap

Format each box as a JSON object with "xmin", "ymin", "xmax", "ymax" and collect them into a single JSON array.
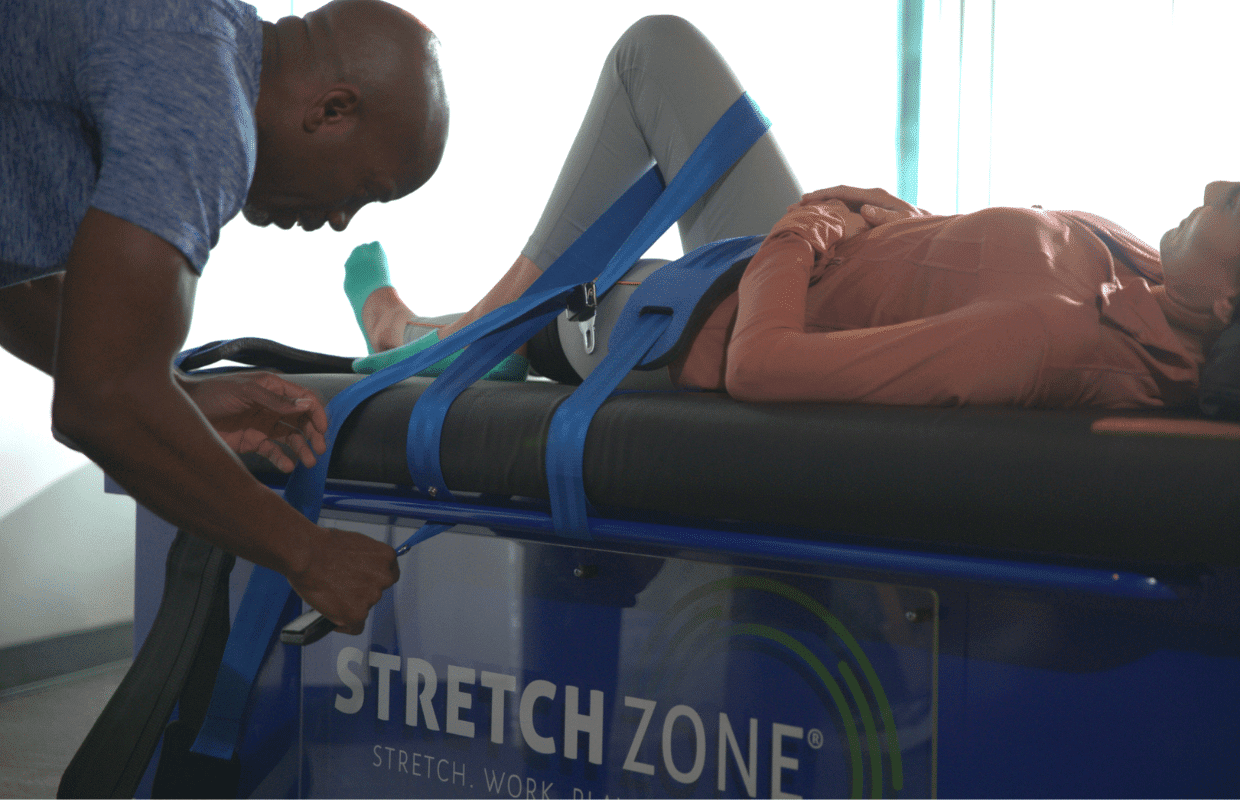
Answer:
[
  {"xmin": 186, "ymin": 166, "xmax": 665, "ymax": 762},
  {"xmin": 545, "ymin": 236, "xmax": 764, "ymax": 538},
  {"xmin": 190, "ymin": 92, "xmax": 769, "ymax": 761},
  {"xmin": 188, "ymin": 288, "xmax": 576, "ymax": 760},
  {"xmin": 395, "ymin": 521, "xmax": 453, "ymax": 555},
  {"xmin": 403, "ymin": 166, "xmax": 667, "ymax": 499},
  {"xmin": 191, "ymin": 566, "xmax": 299, "ymax": 759},
  {"xmin": 406, "ymin": 94, "xmax": 771, "ymax": 498},
  {"xmin": 589, "ymin": 94, "xmax": 769, "ymax": 295},
  {"xmin": 610, "ymin": 235, "xmax": 764, "ymax": 367},
  {"xmin": 188, "ymin": 162, "xmax": 668, "ymax": 761}
]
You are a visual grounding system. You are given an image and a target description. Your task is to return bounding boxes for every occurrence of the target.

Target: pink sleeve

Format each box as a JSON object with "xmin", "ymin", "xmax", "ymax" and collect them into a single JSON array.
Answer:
[
  {"xmin": 724, "ymin": 237, "xmax": 1054, "ymax": 405},
  {"xmin": 762, "ymin": 196, "xmax": 850, "ymax": 257}
]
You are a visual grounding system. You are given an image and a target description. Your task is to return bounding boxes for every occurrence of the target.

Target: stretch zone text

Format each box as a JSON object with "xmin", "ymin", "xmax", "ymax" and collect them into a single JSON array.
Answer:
[{"xmin": 334, "ymin": 647, "xmax": 808, "ymax": 797}]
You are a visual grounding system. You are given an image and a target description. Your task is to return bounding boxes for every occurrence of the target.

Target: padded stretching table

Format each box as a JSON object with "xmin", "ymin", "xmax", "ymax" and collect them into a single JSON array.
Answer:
[{"xmin": 131, "ymin": 374, "xmax": 1240, "ymax": 798}]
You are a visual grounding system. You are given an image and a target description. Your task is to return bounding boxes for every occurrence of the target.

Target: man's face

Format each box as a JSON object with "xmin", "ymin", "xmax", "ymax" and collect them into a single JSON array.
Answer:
[
  {"xmin": 243, "ymin": 116, "xmax": 418, "ymax": 232},
  {"xmin": 1160, "ymin": 181, "xmax": 1240, "ymax": 282}
]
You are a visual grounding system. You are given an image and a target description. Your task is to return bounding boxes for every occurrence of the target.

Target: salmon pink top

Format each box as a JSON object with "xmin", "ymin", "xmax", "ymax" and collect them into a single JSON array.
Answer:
[{"xmin": 672, "ymin": 196, "xmax": 1219, "ymax": 408}]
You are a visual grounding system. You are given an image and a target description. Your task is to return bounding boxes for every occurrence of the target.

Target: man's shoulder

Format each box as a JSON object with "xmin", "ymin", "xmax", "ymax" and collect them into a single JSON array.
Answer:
[
  {"xmin": 82, "ymin": 0, "xmax": 264, "ymax": 273},
  {"xmin": 83, "ymin": 0, "xmax": 264, "ymax": 116},
  {"xmin": 86, "ymin": 0, "xmax": 261, "ymax": 46}
]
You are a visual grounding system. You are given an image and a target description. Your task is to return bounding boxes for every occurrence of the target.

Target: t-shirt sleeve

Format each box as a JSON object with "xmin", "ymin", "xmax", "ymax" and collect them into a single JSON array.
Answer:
[{"xmin": 81, "ymin": 30, "xmax": 257, "ymax": 272}]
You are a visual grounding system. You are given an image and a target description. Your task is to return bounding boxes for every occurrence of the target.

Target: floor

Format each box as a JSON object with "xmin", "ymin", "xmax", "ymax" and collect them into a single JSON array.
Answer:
[{"xmin": 0, "ymin": 660, "xmax": 130, "ymax": 799}]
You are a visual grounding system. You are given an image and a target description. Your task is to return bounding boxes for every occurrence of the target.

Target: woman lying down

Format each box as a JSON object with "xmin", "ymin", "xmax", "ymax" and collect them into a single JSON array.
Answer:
[{"xmin": 341, "ymin": 15, "xmax": 1239, "ymax": 409}]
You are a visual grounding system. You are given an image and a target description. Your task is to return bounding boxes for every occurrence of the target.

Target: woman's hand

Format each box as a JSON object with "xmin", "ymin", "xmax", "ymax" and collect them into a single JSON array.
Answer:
[
  {"xmin": 803, "ymin": 186, "xmax": 931, "ymax": 229},
  {"xmin": 819, "ymin": 199, "xmax": 871, "ymax": 240},
  {"xmin": 181, "ymin": 371, "xmax": 329, "ymax": 472}
]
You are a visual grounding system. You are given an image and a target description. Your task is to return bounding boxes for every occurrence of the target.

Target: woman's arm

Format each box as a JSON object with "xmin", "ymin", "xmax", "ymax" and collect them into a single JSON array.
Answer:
[{"xmin": 725, "ymin": 218, "xmax": 1051, "ymax": 407}]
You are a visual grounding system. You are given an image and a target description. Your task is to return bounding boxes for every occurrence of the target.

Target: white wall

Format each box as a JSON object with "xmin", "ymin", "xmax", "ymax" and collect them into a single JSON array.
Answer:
[
  {"xmin": 0, "ymin": 1, "xmax": 898, "ymax": 645},
  {"xmin": 0, "ymin": 0, "xmax": 898, "ymax": 522},
  {"xmin": 0, "ymin": 465, "xmax": 134, "ymax": 649},
  {"xmin": 3, "ymin": 0, "xmax": 1234, "ymax": 646},
  {"xmin": 192, "ymin": 0, "xmax": 900, "ymax": 349}
]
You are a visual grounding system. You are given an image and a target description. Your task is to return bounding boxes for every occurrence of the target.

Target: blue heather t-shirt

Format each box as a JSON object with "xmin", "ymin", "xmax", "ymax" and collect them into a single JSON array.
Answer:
[{"xmin": 0, "ymin": 0, "xmax": 263, "ymax": 287}]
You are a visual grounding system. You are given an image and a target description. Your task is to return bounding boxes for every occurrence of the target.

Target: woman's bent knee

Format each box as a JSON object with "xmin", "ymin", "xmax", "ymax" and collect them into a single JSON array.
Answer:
[
  {"xmin": 619, "ymin": 15, "xmax": 700, "ymax": 49},
  {"xmin": 612, "ymin": 15, "xmax": 713, "ymax": 71}
]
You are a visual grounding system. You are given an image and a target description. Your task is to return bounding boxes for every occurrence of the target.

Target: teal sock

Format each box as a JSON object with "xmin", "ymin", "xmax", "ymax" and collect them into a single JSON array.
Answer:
[
  {"xmin": 352, "ymin": 328, "xmax": 452, "ymax": 374},
  {"xmin": 352, "ymin": 327, "xmax": 530, "ymax": 382},
  {"xmin": 343, "ymin": 241, "xmax": 392, "ymax": 352}
]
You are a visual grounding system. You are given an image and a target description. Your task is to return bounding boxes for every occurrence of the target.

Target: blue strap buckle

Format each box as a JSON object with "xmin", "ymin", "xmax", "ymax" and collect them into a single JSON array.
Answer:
[{"xmin": 567, "ymin": 282, "xmax": 598, "ymax": 355}]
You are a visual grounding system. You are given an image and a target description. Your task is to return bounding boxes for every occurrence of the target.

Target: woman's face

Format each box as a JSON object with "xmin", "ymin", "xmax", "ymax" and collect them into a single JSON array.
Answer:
[{"xmin": 1160, "ymin": 181, "xmax": 1240, "ymax": 280}]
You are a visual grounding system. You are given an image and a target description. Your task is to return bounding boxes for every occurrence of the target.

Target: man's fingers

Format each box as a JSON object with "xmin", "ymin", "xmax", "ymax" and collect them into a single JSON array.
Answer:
[
  {"xmin": 288, "ymin": 527, "xmax": 400, "ymax": 637},
  {"xmin": 332, "ymin": 619, "xmax": 365, "ymax": 636},
  {"xmin": 253, "ymin": 374, "xmax": 330, "ymax": 434},
  {"xmin": 255, "ymin": 437, "xmax": 296, "ymax": 473},
  {"xmin": 242, "ymin": 378, "xmax": 328, "ymax": 459},
  {"xmin": 297, "ymin": 415, "xmax": 328, "ymax": 455},
  {"xmin": 249, "ymin": 382, "xmax": 309, "ymax": 414},
  {"xmin": 273, "ymin": 422, "xmax": 319, "ymax": 468}
]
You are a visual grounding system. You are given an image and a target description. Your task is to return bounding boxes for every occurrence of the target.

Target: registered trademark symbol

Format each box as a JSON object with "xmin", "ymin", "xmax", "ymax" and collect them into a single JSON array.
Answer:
[{"xmin": 807, "ymin": 729, "xmax": 824, "ymax": 749}]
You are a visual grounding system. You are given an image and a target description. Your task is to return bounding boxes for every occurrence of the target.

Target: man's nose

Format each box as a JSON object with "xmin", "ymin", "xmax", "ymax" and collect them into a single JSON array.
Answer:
[{"xmin": 329, "ymin": 209, "xmax": 353, "ymax": 231}]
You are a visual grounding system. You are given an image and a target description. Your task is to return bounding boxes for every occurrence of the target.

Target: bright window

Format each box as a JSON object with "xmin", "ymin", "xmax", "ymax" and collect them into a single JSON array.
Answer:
[{"xmin": 918, "ymin": 0, "xmax": 1239, "ymax": 248}]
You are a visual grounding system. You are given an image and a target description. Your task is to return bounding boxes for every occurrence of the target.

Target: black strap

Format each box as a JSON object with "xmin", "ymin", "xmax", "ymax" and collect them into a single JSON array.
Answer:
[
  {"xmin": 58, "ymin": 532, "xmax": 235, "ymax": 799},
  {"xmin": 174, "ymin": 337, "xmax": 355, "ymax": 374}
]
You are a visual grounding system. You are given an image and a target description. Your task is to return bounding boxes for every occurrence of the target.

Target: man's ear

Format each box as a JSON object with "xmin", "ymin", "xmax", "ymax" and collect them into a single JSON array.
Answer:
[{"xmin": 302, "ymin": 85, "xmax": 361, "ymax": 133}]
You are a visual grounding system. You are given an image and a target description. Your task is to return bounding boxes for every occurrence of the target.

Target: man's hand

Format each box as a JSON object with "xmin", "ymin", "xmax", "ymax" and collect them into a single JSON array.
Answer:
[
  {"xmin": 52, "ymin": 208, "xmax": 395, "ymax": 635},
  {"xmin": 181, "ymin": 371, "xmax": 329, "ymax": 472},
  {"xmin": 802, "ymin": 186, "xmax": 932, "ymax": 228},
  {"xmin": 287, "ymin": 525, "xmax": 400, "ymax": 634}
]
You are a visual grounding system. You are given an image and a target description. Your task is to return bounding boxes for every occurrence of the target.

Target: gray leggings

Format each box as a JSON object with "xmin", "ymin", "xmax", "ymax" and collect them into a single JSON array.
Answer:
[
  {"xmin": 416, "ymin": 16, "xmax": 803, "ymax": 383},
  {"xmin": 522, "ymin": 15, "xmax": 802, "ymax": 269}
]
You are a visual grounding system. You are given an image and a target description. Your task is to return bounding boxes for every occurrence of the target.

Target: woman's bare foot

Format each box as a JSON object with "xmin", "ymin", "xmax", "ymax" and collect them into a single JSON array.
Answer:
[{"xmin": 359, "ymin": 286, "xmax": 427, "ymax": 353}]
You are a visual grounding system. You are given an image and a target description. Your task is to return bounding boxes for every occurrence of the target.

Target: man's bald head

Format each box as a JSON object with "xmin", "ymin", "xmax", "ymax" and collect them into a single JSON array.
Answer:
[
  {"xmin": 245, "ymin": 0, "xmax": 449, "ymax": 231},
  {"xmin": 308, "ymin": 0, "xmax": 449, "ymax": 192}
]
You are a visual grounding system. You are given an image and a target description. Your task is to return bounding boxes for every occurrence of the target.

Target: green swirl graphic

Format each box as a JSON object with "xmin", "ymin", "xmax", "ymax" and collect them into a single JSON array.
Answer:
[{"xmin": 642, "ymin": 574, "xmax": 905, "ymax": 798}]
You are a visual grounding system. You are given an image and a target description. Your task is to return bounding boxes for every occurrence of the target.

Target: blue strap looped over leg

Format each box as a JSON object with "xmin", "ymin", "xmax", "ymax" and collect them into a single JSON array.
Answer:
[
  {"xmin": 189, "ymin": 163, "xmax": 668, "ymax": 760},
  {"xmin": 545, "ymin": 236, "xmax": 764, "ymax": 539},
  {"xmin": 406, "ymin": 94, "xmax": 771, "ymax": 498},
  {"xmin": 190, "ymin": 287, "xmax": 574, "ymax": 761},
  {"xmin": 402, "ymin": 166, "xmax": 666, "ymax": 498},
  {"xmin": 191, "ymin": 92, "xmax": 769, "ymax": 761}
]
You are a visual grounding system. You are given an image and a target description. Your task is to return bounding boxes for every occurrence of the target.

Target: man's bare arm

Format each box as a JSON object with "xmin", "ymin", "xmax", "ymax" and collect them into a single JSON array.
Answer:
[
  {"xmin": 0, "ymin": 268, "xmax": 329, "ymax": 474},
  {"xmin": 0, "ymin": 273, "xmax": 63, "ymax": 375},
  {"xmin": 49, "ymin": 207, "xmax": 397, "ymax": 632}
]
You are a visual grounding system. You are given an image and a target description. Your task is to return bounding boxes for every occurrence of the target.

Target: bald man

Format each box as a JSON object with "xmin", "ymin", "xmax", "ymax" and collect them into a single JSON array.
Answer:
[{"xmin": 0, "ymin": 0, "xmax": 448, "ymax": 633}]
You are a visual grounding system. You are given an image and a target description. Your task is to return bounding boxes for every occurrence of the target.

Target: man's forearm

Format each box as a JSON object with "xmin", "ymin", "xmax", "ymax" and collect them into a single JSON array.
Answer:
[
  {"xmin": 0, "ymin": 273, "xmax": 63, "ymax": 375},
  {"xmin": 47, "ymin": 207, "xmax": 396, "ymax": 632},
  {"xmin": 0, "ymin": 268, "xmax": 309, "ymax": 562},
  {"xmin": 53, "ymin": 367, "xmax": 316, "ymax": 575}
]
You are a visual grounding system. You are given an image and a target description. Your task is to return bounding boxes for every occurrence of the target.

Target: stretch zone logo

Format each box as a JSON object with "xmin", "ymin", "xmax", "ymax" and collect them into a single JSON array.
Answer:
[{"xmin": 332, "ymin": 575, "xmax": 905, "ymax": 798}]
